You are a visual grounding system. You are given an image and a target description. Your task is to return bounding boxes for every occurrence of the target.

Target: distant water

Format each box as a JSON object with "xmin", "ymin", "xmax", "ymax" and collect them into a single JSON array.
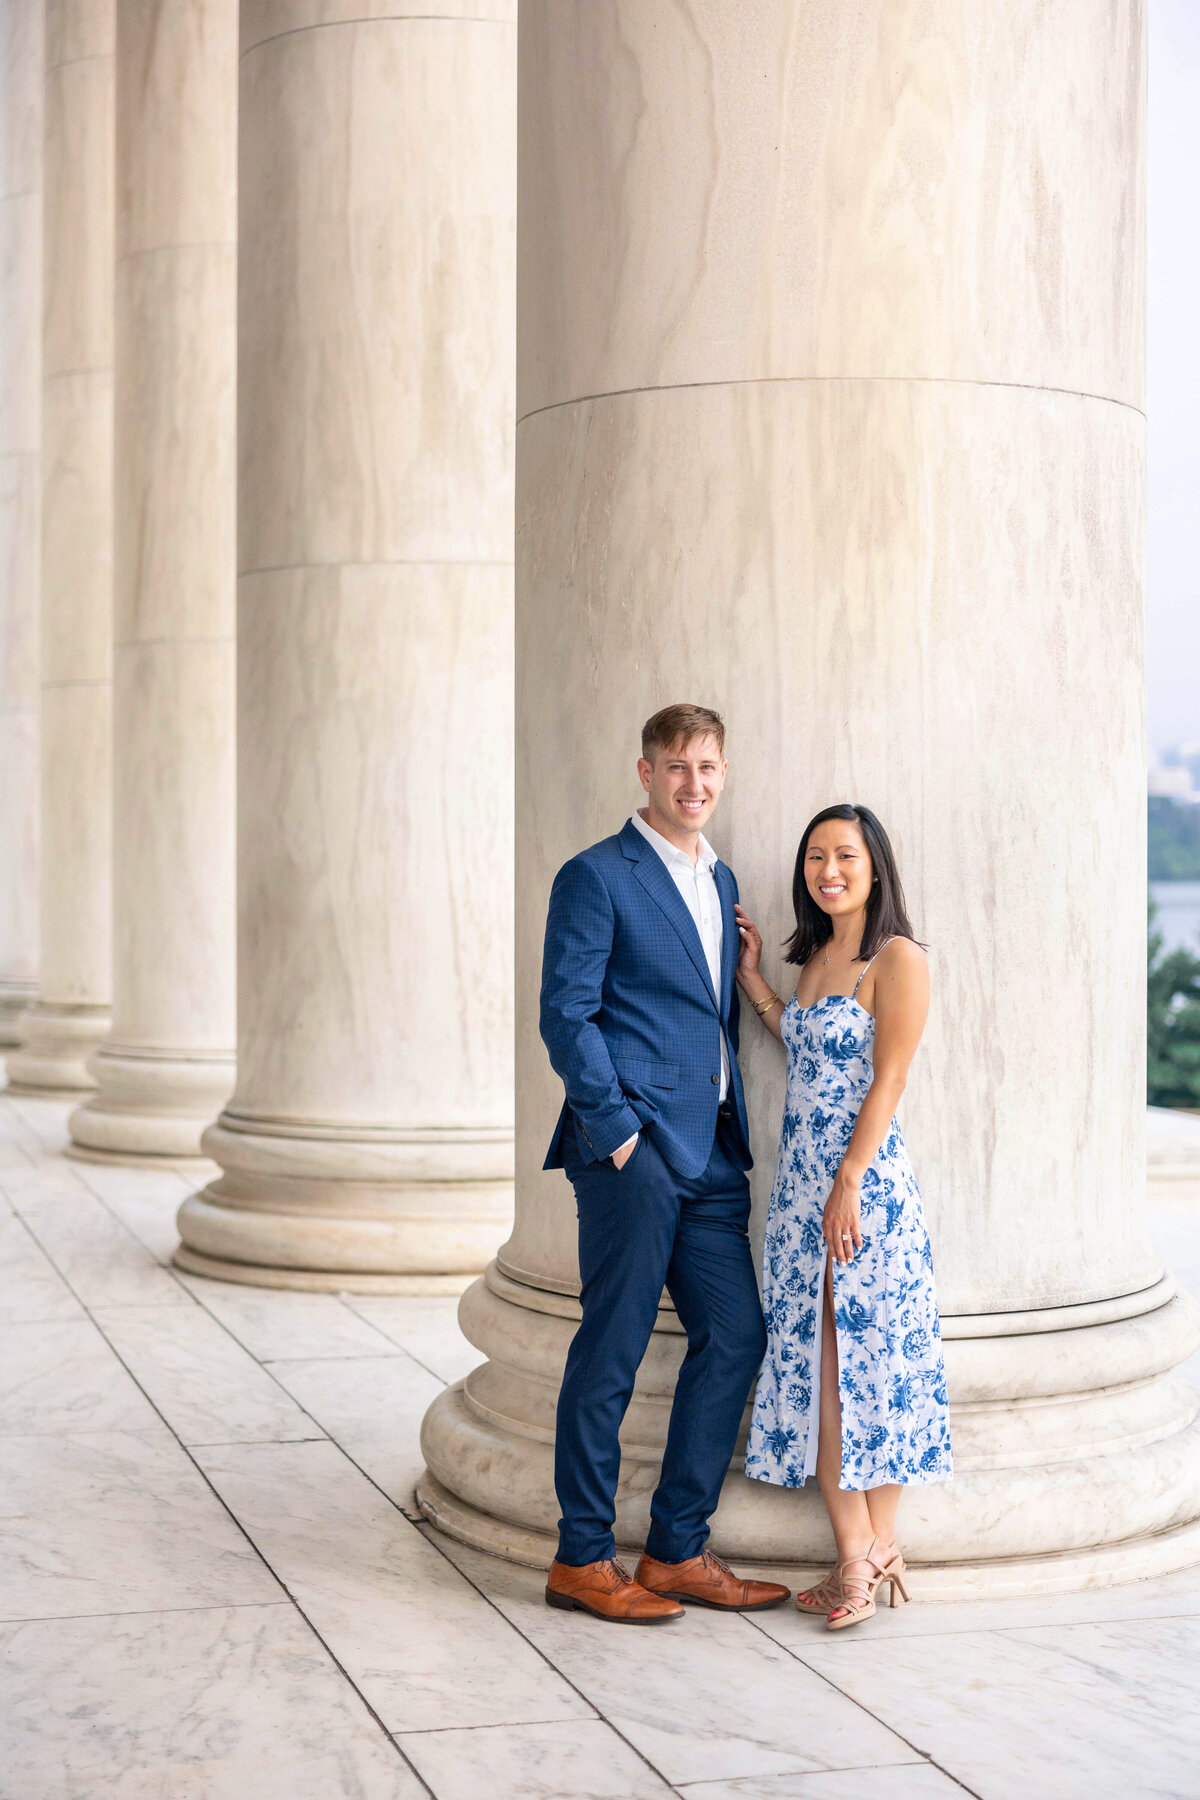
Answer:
[{"xmin": 1151, "ymin": 880, "xmax": 1200, "ymax": 955}]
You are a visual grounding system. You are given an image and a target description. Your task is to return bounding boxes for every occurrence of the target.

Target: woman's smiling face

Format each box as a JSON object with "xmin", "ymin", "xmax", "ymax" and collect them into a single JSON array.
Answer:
[{"xmin": 804, "ymin": 817, "xmax": 874, "ymax": 918}]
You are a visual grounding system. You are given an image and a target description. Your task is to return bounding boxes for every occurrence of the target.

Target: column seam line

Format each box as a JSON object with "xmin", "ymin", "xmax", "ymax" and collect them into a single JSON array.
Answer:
[
  {"xmin": 47, "ymin": 53, "xmax": 113, "ymax": 74},
  {"xmin": 242, "ymin": 15, "xmax": 514, "ymax": 58},
  {"xmin": 43, "ymin": 367, "xmax": 112, "ymax": 383},
  {"xmin": 114, "ymin": 636, "xmax": 234, "ymax": 650},
  {"xmin": 239, "ymin": 558, "xmax": 512, "ymax": 577},
  {"xmin": 517, "ymin": 373, "xmax": 1147, "ymax": 427},
  {"xmin": 117, "ymin": 240, "xmax": 236, "ymax": 264}
]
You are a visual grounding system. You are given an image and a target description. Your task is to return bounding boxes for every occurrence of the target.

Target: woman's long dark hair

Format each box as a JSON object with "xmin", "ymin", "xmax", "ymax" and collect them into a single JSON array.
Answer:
[{"xmin": 784, "ymin": 803, "xmax": 920, "ymax": 966}]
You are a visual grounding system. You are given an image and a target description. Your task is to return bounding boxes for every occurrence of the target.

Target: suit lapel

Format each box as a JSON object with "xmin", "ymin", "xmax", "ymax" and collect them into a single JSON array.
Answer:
[
  {"xmin": 626, "ymin": 830, "xmax": 719, "ymax": 1010},
  {"xmin": 715, "ymin": 863, "xmax": 738, "ymax": 1023}
]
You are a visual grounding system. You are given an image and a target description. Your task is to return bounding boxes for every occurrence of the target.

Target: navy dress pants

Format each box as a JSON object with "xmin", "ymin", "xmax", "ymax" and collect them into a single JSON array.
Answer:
[{"xmin": 554, "ymin": 1112, "xmax": 767, "ymax": 1567}]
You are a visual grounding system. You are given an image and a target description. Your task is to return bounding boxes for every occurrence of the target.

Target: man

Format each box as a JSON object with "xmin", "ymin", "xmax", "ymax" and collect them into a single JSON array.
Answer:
[{"xmin": 539, "ymin": 703, "xmax": 789, "ymax": 1624}]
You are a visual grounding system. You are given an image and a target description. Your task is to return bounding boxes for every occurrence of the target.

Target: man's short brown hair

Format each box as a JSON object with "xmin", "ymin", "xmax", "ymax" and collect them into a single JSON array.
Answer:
[{"xmin": 641, "ymin": 703, "xmax": 726, "ymax": 762}]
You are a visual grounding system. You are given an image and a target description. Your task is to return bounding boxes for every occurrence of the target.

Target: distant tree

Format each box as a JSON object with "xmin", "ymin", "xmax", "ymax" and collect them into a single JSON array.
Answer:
[
  {"xmin": 1148, "ymin": 898, "xmax": 1200, "ymax": 1111},
  {"xmin": 1149, "ymin": 797, "xmax": 1200, "ymax": 880}
]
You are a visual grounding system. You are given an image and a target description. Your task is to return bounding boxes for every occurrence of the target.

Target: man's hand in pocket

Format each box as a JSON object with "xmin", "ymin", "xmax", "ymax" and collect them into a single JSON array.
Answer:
[{"xmin": 611, "ymin": 1134, "xmax": 639, "ymax": 1171}]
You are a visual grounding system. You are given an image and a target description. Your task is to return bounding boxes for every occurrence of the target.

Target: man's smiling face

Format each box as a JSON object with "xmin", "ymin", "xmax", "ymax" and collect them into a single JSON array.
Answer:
[{"xmin": 637, "ymin": 732, "xmax": 727, "ymax": 845}]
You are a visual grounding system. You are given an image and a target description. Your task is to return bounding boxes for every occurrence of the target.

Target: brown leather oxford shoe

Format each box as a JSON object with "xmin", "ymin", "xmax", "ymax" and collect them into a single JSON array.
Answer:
[
  {"xmin": 635, "ymin": 1548, "xmax": 791, "ymax": 1612},
  {"xmin": 545, "ymin": 1557, "xmax": 685, "ymax": 1624}
]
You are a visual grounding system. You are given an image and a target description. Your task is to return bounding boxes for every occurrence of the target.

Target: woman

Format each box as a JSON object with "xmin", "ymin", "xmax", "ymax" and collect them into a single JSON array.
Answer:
[{"xmin": 734, "ymin": 803, "xmax": 952, "ymax": 1629}]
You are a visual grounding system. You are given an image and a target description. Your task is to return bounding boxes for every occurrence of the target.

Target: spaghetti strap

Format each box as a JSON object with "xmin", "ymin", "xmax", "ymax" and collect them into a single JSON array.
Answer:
[{"xmin": 852, "ymin": 937, "xmax": 897, "ymax": 999}]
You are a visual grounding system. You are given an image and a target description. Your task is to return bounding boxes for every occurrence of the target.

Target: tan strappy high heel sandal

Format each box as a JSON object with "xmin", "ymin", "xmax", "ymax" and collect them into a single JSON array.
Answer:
[
  {"xmin": 826, "ymin": 1536, "xmax": 911, "ymax": 1630},
  {"xmin": 795, "ymin": 1569, "xmax": 842, "ymax": 1615}
]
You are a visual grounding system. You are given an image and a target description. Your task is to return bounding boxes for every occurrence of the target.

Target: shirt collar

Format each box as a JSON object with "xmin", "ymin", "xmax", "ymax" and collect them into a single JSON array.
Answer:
[{"xmin": 630, "ymin": 810, "xmax": 718, "ymax": 874}]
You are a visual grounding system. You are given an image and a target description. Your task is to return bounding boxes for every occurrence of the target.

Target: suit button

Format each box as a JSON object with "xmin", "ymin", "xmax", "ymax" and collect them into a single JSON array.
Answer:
[{"xmin": 711, "ymin": 1074, "xmax": 720, "ymax": 1085}]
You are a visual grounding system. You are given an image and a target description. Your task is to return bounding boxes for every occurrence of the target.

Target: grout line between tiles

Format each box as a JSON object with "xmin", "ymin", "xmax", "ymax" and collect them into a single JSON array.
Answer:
[
  {"xmin": 409, "ymin": 1518, "xmax": 684, "ymax": 1790},
  {"xmin": 3, "ymin": 1187, "xmax": 433, "ymax": 1798},
  {"xmin": 0, "ymin": 1599, "xmax": 297, "ymax": 1628},
  {"xmin": 743, "ymin": 1613, "xmax": 984, "ymax": 1799}
]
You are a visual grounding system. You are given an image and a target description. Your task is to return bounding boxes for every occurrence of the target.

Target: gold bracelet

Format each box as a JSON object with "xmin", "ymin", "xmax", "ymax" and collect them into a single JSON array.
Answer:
[{"xmin": 752, "ymin": 991, "xmax": 782, "ymax": 1015}]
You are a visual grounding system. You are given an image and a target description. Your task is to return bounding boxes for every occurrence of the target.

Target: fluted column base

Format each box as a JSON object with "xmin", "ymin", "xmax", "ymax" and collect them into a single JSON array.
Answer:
[
  {"xmin": 5, "ymin": 1002, "xmax": 110, "ymax": 1095},
  {"xmin": 174, "ymin": 1110, "xmax": 514, "ymax": 1293},
  {"xmin": 0, "ymin": 982, "xmax": 38, "ymax": 1049},
  {"xmin": 67, "ymin": 1045, "xmax": 235, "ymax": 1165},
  {"xmin": 418, "ymin": 1261, "xmax": 1200, "ymax": 1600}
]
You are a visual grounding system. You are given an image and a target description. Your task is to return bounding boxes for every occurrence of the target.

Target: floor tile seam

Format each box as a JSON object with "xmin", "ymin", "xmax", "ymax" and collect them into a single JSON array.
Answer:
[
  {"xmin": 76, "ymin": 1292, "xmax": 434, "ymax": 1794},
  {"xmin": 408, "ymin": 1518, "xmax": 690, "ymax": 1786},
  {"xmin": 262, "ymin": 1345, "xmax": 440, "ymax": 1373},
  {"xmin": 185, "ymin": 1434, "xmax": 330, "ymax": 1448},
  {"xmin": 339, "ymin": 1293, "xmax": 464, "ymax": 1366},
  {"xmin": 86, "ymin": 1259, "xmax": 347, "ymax": 1449},
  {"xmin": 393, "ymin": 1716, "xmax": 618, "ymax": 1737},
  {"xmin": 0, "ymin": 1106, "xmax": 68, "ymax": 1155},
  {"xmin": 0, "ymin": 1598, "xmax": 298, "ymax": 1628},
  {"xmin": 176, "ymin": 1273, "xmax": 401, "ymax": 1363},
  {"xmin": 670, "ymin": 1761, "xmax": 930, "ymax": 1787},
  {"xmin": 786, "ymin": 1605, "xmax": 1200, "ymax": 1646},
  {"xmin": 742, "ymin": 1615, "xmax": 984, "ymax": 1798},
  {"xmin": 998, "ymin": 1619, "xmax": 1200, "ymax": 1686},
  {"xmin": 8, "ymin": 1173, "xmax": 186, "ymax": 1276}
]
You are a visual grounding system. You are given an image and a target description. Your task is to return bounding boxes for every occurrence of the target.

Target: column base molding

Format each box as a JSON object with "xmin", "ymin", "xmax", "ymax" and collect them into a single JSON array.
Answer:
[
  {"xmin": 172, "ymin": 1244, "xmax": 473, "ymax": 1295},
  {"xmin": 0, "ymin": 981, "xmax": 37, "ymax": 1048},
  {"xmin": 68, "ymin": 1044, "xmax": 235, "ymax": 1162},
  {"xmin": 4, "ymin": 1002, "xmax": 111, "ymax": 1095},
  {"xmin": 414, "ymin": 1469, "xmax": 1200, "ymax": 1603},
  {"xmin": 173, "ymin": 1108, "xmax": 515, "ymax": 1289},
  {"xmin": 418, "ymin": 1261, "xmax": 1200, "ymax": 1600}
]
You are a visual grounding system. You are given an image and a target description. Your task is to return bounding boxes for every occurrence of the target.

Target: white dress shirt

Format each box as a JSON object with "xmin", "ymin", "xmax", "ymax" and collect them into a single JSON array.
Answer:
[{"xmin": 630, "ymin": 810, "xmax": 730, "ymax": 1100}]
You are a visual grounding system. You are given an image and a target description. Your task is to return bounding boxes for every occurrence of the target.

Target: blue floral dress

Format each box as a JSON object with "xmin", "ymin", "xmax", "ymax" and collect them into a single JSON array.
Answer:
[{"xmin": 744, "ymin": 957, "xmax": 953, "ymax": 1492}]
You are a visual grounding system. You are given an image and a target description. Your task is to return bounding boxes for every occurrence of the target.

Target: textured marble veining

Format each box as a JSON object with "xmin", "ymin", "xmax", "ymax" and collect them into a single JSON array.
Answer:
[
  {"xmin": 801, "ymin": 1619, "xmax": 1200, "ymax": 1800},
  {"xmin": 179, "ymin": 2, "xmax": 517, "ymax": 1283},
  {"xmin": 0, "ymin": 1604, "xmax": 427, "ymax": 1799},
  {"xmin": 517, "ymin": 0, "xmax": 1144, "ymax": 418},
  {"xmin": 269, "ymin": 1352, "xmax": 443, "ymax": 1510},
  {"xmin": 1, "ymin": 1094, "xmax": 1199, "ymax": 1797},
  {"xmin": 343, "ymin": 1295, "xmax": 483, "ymax": 1384},
  {"xmin": 91, "ymin": 1301, "xmax": 319, "ymax": 1445},
  {"xmin": 395, "ymin": 1719, "xmax": 672, "ymax": 1800},
  {"xmin": 0, "ymin": 1211, "xmax": 82, "ymax": 1322},
  {"xmin": 418, "ymin": 0, "xmax": 1200, "ymax": 1592},
  {"xmin": 0, "ymin": 1317, "xmax": 160, "ymax": 1436},
  {"xmin": 13, "ymin": 1182, "xmax": 191, "ymax": 1308},
  {"xmin": 682, "ymin": 1770, "xmax": 965, "ymax": 1800},
  {"xmin": 427, "ymin": 1538, "xmax": 913, "ymax": 1786},
  {"xmin": 7, "ymin": 0, "xmax": 114, "ymax": 1091},
  {"xmin": 195, "ymin": 1439, "xmax": 590, "ymax": 1732},
  {"xmin": 0, "ymin": 0, "xmax": 43, "ymax": 1044},
  {"xmin": 175, "ymin": 1272, "xmax": 399, "ymax": 1360},
  {"xmin": 70, "ymin": 0, "xmax": 237, "ymax": 1159},
  {"xmin": 0, "ymin": 1428, "xmax": 281, "ymax": 1620}
]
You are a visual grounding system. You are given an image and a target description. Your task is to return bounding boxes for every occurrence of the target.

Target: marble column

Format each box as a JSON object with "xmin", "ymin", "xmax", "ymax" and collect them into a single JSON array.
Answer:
[
  {"xmin": 68, "ymin": 0, "xmax": 236, "ymax": 1162},
  {"xmin": 0, "ymin": 0, "xmax": 43, "ymax": 1047},
  {"xmin": 419, "ymin": 0, "xmax": 1200, "ymax": 1595},
  {"xmin": 174, "ymin": 0, "xmax": 516, "ymax": 1288},
  {"xmin": 7, "ymin": 0, "xmax": 114, "ymax": 1095}
]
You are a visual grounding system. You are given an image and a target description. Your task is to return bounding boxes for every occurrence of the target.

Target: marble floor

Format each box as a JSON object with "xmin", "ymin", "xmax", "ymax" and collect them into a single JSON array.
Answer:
[{"xmin": 2, "ymin": 1084, "xmax": 1200, "ymax": 1800}]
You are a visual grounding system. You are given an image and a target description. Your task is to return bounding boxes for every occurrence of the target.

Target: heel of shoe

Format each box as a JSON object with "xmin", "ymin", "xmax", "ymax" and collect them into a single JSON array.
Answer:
[
  {"xmin": 544, "ymin": 1587, "xmax": 578, "ymax": 1611},
  {"xmin": 889, "ymin": 1570, "xmax": 911, "ymax": 1605}
]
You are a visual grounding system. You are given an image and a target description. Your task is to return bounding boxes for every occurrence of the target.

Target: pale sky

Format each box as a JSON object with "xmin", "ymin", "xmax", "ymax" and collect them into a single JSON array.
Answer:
[{"xmin": 1149, "ymin": 0, "xmax": 1200, "ymax": 751}]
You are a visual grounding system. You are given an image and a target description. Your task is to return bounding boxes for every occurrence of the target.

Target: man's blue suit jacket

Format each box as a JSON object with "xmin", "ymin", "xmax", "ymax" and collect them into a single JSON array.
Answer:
[{"xmin": 540, "ymin": 819, "xmax": 754, "ymax": 1179}]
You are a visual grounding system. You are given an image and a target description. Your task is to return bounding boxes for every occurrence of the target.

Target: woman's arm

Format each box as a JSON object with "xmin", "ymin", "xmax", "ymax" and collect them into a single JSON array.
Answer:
[
  {"xmin": 823, "ymin": 939, "xmax": 930, "ymax": 1263},
  {"xmin": 733, "ymin": 904, "xmax": 787, "ymax": 1045}
]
